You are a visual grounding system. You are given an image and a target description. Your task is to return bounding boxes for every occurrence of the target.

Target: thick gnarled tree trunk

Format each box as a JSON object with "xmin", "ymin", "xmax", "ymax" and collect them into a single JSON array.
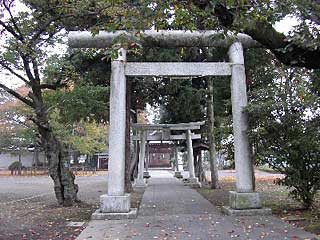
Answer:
[
  {"xmin": 36, "ymin": 109, "xmax": 79, "ymax": 206},
  {"xmin": 45, "ymin": 133, "xmax": 79, "ymax": 206}
]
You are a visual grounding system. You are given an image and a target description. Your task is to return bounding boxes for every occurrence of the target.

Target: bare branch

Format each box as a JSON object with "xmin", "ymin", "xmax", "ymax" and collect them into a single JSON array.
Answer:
[
  {"xmin": 0, "ymin": 83, "xmax": 33, "ymax": 107},
  {"xmin": 0, "ymin": 19, "xmax": 23, "ymax": 41},
  {"xmin": 0, "ymin": 60, "xmax": 30, "ymax": 84},
  {"xmin": 2, "ymin": 0, "xmax": 24, "ymax": 42}
]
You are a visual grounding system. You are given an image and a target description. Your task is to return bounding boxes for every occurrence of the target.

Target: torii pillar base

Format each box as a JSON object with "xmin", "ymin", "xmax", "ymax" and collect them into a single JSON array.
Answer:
[
  {"xmin": 183, "ymin": 177, "xmax": 201, "ymax": 188},
  {"xmin": 222, "ymin": 191, "xmax": 272, "ymax": 216},
  {"xmin": 91, "ymin": 194, "xmax": 138, "ymax": 220},
  {"xmin": 174, "ymin": 171, "xmax": 183, "ymax": 179},
  {"xmin": 143, "ymin": 171, "xmax": 151, "ymax": 178},
  {"xmin": 134, "ymin": 178, "xmax": 147, "ymax": 188}
]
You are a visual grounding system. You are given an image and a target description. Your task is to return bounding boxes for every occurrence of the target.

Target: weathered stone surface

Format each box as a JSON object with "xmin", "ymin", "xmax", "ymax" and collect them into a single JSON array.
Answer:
[
  {"xmin": 68, "ymin": 30, "xmax": 261, "ymax": 49},
  {"xmin": 137, "ymin": 131, "xmax": 147, "ymax": 185},
  {"xmin": 91, "ymin": 208, "xmax": 138, "ymax": 220},
  {"xmin": 186, "ymin": 130, "xmax": 196, "ymax": 179},
  {"xmin": 229, "ymin": 191, "xmax": 261, "ymax": 209},
  {"xmin": 132, "ymin": 133, "xmax": 201, "ymax": 141},
  {"xmin": 125, "ymin": 62, "xmax": 232, "ymax": 77},
  {"xmin": 108, "ymin": 48, "xmax": 127, "ymax": 196},
  {"xmin": 100, "ymin": 194, "xmax": 131, "ymax": 213},
  {"xmin": 183, "ymin": 177, "xmax": 201, "ymax": 188},
  {"xmin": 228, "ymin": 42, "xmax": 254, "ymax": 193},
  {"xmin": 222, "ymin": 206, "xmax": 272, "ymax": 216},
  {"xmin": 132, "ymin": 121, "xmax": 204, "ymax": 131},
  {"xmin": 134, "ymin": 178, "xmax": 147, "ymax": 188}
]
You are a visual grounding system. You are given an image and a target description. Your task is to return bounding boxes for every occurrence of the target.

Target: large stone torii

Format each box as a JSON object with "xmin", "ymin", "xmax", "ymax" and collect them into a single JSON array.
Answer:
[{"xmin": 68, "ymin": 30, "xmax": 270, "ymax": 219}]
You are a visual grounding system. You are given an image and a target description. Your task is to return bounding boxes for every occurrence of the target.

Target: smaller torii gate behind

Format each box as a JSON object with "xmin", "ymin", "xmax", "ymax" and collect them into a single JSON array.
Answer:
[{"xmin": 132, "ymin": 121, "xmax": 204, "ymax": 188}]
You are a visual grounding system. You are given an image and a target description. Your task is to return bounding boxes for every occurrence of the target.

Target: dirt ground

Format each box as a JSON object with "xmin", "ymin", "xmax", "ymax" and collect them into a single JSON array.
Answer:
[
  {"xmin": 0, "ymin": 174, "xmax": 144, "ymax": 240},
  {"xmin": 198, "ymin": 178, "xmax": 320, "ymax": 237},
  {"xmin": 1, "ymin": 173, "xmax": 319, "ymax": 239}
]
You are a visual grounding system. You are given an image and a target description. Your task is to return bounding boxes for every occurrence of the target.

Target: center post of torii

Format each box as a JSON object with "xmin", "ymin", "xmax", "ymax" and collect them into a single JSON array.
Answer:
[{"xmin": 68, "ymin": 30, "xmax": 271, "ymax": 219}]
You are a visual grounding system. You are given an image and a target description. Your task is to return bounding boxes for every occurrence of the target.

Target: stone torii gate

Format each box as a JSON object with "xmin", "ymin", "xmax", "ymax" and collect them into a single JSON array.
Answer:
[
  {"xmin": 132, "ymin": 121, "xmax": 204, "ymax": 188},
  {"xmin": 68, "ymin": 30, "xmax": 269, "ymax": 219}
]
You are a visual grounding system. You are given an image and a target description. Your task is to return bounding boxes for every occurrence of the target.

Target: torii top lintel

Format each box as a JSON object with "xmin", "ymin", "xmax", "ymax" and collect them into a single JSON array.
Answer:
[
  {"xmin": 132, "ymin": 121, "xmax": 205, "ymax": 131},
  {"xmin": 68, "ymin": 30, "xmax": 261, "ymax": 49}
]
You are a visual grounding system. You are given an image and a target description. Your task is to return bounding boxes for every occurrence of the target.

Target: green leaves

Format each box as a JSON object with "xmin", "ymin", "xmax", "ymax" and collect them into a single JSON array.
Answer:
[
  {"xmin": 246, "ymin": 49, "xmax": 320, "ymax": 208},
  {"xmin": 45, "ymin": 85, "xmax": 109, "ymax": 124}
]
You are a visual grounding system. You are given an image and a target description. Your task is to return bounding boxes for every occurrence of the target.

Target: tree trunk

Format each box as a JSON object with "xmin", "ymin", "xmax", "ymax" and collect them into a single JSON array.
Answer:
[
  {"xmin": 207, "ymin": 78, "xmax": 219, "ymax": 189},
  {"xmin": 125, "ymin": 78, "xmax": 133, "ymax": 192},
  {"xmin": 44, "ymin": 132, "xmax": 79, "ymax": 206},
  {"xmin": 37, "ymin": 109, "xmax": 79, "ymax": 206}
]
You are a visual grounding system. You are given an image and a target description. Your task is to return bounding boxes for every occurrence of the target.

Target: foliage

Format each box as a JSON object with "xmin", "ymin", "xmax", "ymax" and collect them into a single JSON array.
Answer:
[
  {"xmin": 69, "ymin": 120, "xmax": 108, "ymax": 155},
  {"xmin": 48, "ymin": 108, "xmax": 108, "ymax": 156},
  {"xmin": 44, "ymin": 85, "xmax": 109, "ymax": 124},
  {"xmin": 32, "ymin": 0, "xmax": 320, "ymax": 69},
  {"xmin": 8, "ymin": 161, "xmax": 25, "ymax": 171},
  {"xmin": 246, "ymin": 52, "xmax": 320, "ymax": 208},
  {"xmin": 0, "ymin": 92, "xmax": 36, "ymax": 153},
  {"xmin": 158, "ymin": 78, "xmax": 206, "ymax": 123}
]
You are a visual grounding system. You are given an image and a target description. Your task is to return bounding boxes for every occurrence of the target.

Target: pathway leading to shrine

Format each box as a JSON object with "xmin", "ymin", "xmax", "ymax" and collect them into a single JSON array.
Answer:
[{"xmin": 77, "ymin": 170, "xmax": 317, "ymax": 240}]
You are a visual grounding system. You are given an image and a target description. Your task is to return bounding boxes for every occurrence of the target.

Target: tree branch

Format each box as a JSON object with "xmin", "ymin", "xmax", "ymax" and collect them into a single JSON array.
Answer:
[
  {"xmin": 2, "ymin": 0, "xmax": 25, "ymax": 42},
  {"xmin": 40, "ymin": 81, "xmax": 67, "ymax": 90},
  {"xmin": 0, "ymin": 83, "xmax": 33, "ymax": 107},
  {"xmin": 201, "ymin": 2, "xmax": 320, "ymax": 69},
  {"xmin": 243, "ymin": 19, "xmax": 320, "ymax": 69},
  {"xmin": 212, "ymin": 3, "xmax": 320, "ymax": 69},
  {"xmin": 21, "ymin": 56, "xmax": 36, "ymax": 82},
  {"xmin": 0, "ymin": 60, "xmax": 30, "ymax": 84},
  {"xmin": 32, "ymin": 59, "xmax": 41, "ymax": 82},
  {"xmin": 0, "ymin": 19, "xmax": 23, "ymax": 41}
]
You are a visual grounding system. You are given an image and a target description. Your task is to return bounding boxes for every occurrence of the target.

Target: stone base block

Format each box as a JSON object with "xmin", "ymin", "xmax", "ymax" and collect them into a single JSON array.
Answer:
[
  {"xmin": 183, "ymin": 178, "xmax": 201, "ymax": 188},
  {"xmin": 229, "ymin": 191, "xmax": 261, "ymax": 209},
  {"xmin": 174, "ymin": 171, "xmax": 183, "ymax": 178},
  {"xmin": 143, "ymin": 171, "xmax": 151, "ymax": 178},
  {"xmin": 133, "ymin": 178, "xmax": 147, "ymax": 188},
  {"xmin": 100, "ymin": 194, "xmax": 130, "ymax": 213},
  {"xmin": 91, "ymin": 208, "xmax": 138, "ymax": 220},
  {"xmin": 222, "ymin": 206, "xmax": 272, "ymax": 216}
]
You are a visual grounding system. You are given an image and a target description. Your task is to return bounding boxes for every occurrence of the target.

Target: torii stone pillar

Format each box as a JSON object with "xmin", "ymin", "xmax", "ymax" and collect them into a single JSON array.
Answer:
[
  {"xmin": 185, "ymin": 130, "xmax": 201, "ymax": 187},
  {"xmin": 174, "ymin": 145, "xmax": 183, "ymax": 178},
  {"xmin": 144, "ymin": 141, "xmax": 150, "ymax": 178},
  {"xmin": 225, "ymin": 42, "xmax": 264, "ymax": 213},
  {"xmin": 135, "ymin": 131, "xmax": 147, "ymax": 187},
  {"xmin": 92, "ymin": 49, "xmax": 137, "ymax": 219}
]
